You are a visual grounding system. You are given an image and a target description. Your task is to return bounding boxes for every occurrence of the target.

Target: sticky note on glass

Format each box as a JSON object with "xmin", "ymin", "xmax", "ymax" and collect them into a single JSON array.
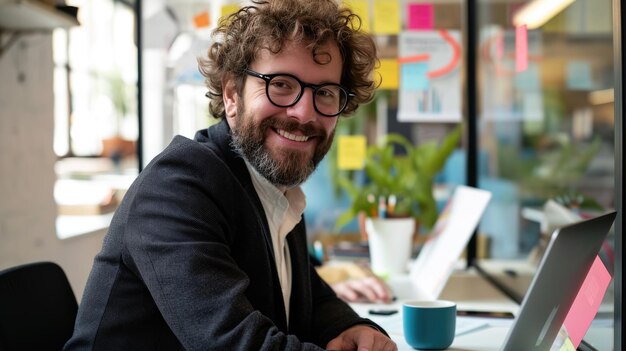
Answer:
[
  {"xmin": 338, "ymin": 135, "xmax": 366, "ymax": 170},
  {"xmin": 377, "ymin": 59, "xmax": 399, "ymax": 89},
  {"xmin": 407, "ymin": 3, "xmax": 434, "ymax": 30},
  {"xmin": 558, "ymin": 337, "xmax": 576, "ymax": 351},
  {"xmin": 515, "ymin": 24, "xmax": 528, "ymax": 73},
  {"xmin": 373, "ymin": 0, "xmax": 400, "ymax": 35},
  {"xmin": 563, "ymin": 256, "xmax": 612, "ymax": 348},
  {"xmin": 401, "ymin": 62, "xmax": 429, "ymax": 91},
  {"xmin": 221, "ymin": 4, "xmax": 240, "ymax": 20},
  {"xmin": 566, "ymin": 61, "xmax": 594, "ymax": 90},
  {"xmin": 193, "ymin": 11, "xmax": 210, "ymax": 28},
  {"xmin": 343, "ymin": 0, "xmax": 370, "ymax": 32}
]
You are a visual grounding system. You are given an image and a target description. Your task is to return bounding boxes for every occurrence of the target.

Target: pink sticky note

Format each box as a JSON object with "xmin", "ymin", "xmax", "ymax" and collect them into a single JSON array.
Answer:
[
  {"xmin": 515, "ymin": 24, "xmax": 528, "ymax": 72},
  {"xmin": 563, "ymin": 256, "xmax": 612, "ymax": 348},
  {"xmin": 407, "ymin": 3, "xmax": 434, "ymax": 30}
]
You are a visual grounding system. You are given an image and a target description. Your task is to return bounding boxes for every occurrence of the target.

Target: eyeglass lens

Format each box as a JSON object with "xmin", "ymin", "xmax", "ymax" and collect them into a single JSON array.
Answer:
[{"xmin": 267, "ymin": 75, "xmax": 347, "ymax": 116}]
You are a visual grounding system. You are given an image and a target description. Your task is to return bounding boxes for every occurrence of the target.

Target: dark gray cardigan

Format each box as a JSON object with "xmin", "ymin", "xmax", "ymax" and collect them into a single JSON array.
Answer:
[{"xmin": 64, "ymin": 119, "xmax": 382, "ymax": 350}]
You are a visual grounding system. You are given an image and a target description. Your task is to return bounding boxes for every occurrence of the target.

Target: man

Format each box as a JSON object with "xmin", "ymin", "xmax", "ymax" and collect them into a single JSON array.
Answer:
[
  {"xmin": 311, "ymin": 253, "xmax": 393, "ymax": 303},
  {"xmin": 65, "ymin": 0, "xmax": 396, "ymax": 350}
]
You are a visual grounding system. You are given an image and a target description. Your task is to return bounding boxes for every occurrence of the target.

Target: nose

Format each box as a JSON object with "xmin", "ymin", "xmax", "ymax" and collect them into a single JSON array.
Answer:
[{"xmin": 286, "ymin": 88, "xmax": 317, "ymax": 124}]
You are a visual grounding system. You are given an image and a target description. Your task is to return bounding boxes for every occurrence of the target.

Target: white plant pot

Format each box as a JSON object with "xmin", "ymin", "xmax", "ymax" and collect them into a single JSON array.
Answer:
[{"xmin": 365, "ymin": 217, "xmax": 416, "ymax": 278}]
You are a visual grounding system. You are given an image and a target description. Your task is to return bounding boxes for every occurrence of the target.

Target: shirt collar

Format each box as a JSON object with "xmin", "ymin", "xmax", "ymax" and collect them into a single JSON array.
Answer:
[{"xmin": 244, "ymin": 162, "xmax": 306, "ymax": 230}]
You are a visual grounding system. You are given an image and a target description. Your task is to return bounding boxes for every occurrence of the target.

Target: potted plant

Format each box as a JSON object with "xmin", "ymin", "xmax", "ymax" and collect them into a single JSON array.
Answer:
[
  {"xmin": 101, "ymin": 71, "xmax": 136, "ymax": 167},
  {"xmin": 333, "ymin": 125, "xmax": 462, "ymax": 276},
  {"xmin": 335, "ymin": 124, "xmax": 462, "ymax": 232}
]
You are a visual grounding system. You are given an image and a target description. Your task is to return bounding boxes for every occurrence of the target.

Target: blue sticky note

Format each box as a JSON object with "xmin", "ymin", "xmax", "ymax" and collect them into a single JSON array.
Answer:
[
  {"xmin": 401, "ymin": 62, "xmax": 429, "ymax": 91},
  {"xmin": 566, "ymin": 61, "xmax": 594, "ymax": 90}
]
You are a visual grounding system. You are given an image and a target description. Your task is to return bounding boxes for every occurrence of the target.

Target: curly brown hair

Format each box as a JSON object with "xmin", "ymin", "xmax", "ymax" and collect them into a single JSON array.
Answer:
[{"xmin": 198, "ymin": 0, "xmax": 378, "ymax": 119}]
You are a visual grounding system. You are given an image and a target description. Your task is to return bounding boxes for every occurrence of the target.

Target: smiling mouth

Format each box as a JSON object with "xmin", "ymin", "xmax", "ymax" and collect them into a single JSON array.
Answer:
[{"xmin": 276, "ymin": 128, "xmax": 311, "ymax": 142}]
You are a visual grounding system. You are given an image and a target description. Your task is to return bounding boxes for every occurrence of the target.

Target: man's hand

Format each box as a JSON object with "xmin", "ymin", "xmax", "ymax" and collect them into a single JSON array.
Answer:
[
  {"xmin": 331, "ymin": 276, "xmax": 393, "ymax": 303},
  {"xmin": 326, "ymin": 325, "xmax": 397, "ymax": 351}
]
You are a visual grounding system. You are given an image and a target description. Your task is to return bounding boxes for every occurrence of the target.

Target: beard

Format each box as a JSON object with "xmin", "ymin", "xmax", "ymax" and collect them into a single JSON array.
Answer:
[{"xmin": 230, "ymin": 101, "xmax": 335, "ymax": 188}]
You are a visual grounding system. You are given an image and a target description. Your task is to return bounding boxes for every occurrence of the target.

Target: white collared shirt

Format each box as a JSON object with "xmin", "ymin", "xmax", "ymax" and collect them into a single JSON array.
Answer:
[{"xmin": 245, "ymin": 162, "xmax": 306, "ymax": 325}]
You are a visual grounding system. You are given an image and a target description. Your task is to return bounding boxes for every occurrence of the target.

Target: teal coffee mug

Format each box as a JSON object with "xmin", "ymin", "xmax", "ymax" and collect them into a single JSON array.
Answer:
[{"xmin": 403, "ymin": 300, "xmax": 456, "ymax": 350}]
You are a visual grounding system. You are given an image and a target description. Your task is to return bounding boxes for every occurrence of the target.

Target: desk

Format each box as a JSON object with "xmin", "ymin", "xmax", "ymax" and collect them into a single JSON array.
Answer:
[
  {"xmin": 352, "ymin": 301, "xmax": 513, "ymax": 351},
  {"xmin": 350, "ymin": 267, "xmax": 614, "ymax": 350},
  {"xmin": 388, "ymin": 268, "xmax": 518, "ymax": 311},
  {"xmin": 475, "ymin": 260, "xmax": 615, "ymax": 351},
  {"xmin": 350, "ymin": 268, "xmax": 519, "ymax": 350}
]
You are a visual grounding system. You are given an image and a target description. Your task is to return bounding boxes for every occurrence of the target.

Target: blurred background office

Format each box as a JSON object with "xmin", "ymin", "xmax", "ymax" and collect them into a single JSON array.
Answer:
[{"xmin": 0, "ymin": 0, "xmax": 622, "ymax": 349}]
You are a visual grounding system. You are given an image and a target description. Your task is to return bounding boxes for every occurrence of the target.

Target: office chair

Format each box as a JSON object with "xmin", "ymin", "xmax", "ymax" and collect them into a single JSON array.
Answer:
[{"xmin": 0, "ymin": 261, "xmax": 78, "ymax": 351}]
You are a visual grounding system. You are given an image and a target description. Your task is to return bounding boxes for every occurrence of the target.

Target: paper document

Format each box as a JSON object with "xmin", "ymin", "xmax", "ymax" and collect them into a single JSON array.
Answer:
[
  {"xmin": 367, "ymin": 312, "xmax": 488, "ymax": 337},
  {"xmin": 409, "ymin": 186, "xmax": 492, "ymax": 300}
]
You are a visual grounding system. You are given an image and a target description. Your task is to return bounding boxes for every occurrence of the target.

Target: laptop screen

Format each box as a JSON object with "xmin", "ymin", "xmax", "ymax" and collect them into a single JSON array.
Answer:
[
  {"xmin": 409, "ymin": 185, "xmax": 492, "ymax": 300},
  {"xmin": 501, "ymin": 211, "xmax": 616, "ymax": 351}
]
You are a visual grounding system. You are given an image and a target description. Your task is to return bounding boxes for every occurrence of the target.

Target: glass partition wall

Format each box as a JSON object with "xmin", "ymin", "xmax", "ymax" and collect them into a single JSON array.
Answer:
[
  {"xmin": 137, "ymin": 0, "xmax": 622, "ymax": 349},
  {"xmin": 472, "ymin": 0, "xmax": 619, "ymax": 349}
]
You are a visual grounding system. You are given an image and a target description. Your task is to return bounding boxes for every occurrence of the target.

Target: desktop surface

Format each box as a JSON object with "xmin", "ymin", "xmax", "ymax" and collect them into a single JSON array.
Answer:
[
  {"xmin": 351, "ymin": 300, "xmax": 513, "ymax": 351},
  {"xmin": 350, "ymin": 269, "xmax": 518, "ymax": 350},
  {"xmin": 350, "ymin": 268, "xmax": 613, "ymax": 350}
]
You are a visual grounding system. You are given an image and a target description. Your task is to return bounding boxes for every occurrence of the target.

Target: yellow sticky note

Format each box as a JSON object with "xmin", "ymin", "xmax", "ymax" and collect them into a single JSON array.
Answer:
[
  {"xmin": 558, "ymin": 337, "xmax": 576, "ymax": 351},
  {"xmin": 373, "ymin": 0, "xmax": 400, "ymax": 35},
  {"xmin": 343, "ymin": 0, "xmax": 370, "ymax": 32},
  {"xmin": 376, "ymin": 59, "xmax": 399, "ymax": 90},
  {"xmin": 220, "ymin": 4, "xmax": 240, "ymax": 20},
  {"xmin": 338, "ymin": 135, "xmax": 367, "ymax": 170}
]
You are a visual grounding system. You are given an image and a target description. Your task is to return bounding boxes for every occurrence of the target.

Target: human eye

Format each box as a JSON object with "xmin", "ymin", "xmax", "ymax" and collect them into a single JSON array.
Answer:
[
  {"xmin": 315, "ymin": 85, "xmax": 341, "ymax": 103},
  {"xmin": 268, "ymin": 76, "xmax": 297, "ymax": 95}
]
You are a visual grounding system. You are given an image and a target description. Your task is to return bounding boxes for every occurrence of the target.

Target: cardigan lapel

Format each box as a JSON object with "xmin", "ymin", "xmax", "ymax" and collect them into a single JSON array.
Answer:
[
  {"xmin": 285, "ymin": 220, "xmax": 312, "ymax": 337},
  {"xmin": 202, "ymin": 119, "xmax": 277, "ymax": 259},
  {"xmin": 197, "ymin": 119, "xmax": 289, "ymax": 330}
]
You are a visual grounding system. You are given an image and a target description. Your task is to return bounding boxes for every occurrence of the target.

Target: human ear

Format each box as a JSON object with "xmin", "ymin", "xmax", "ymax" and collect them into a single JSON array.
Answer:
[{"xmin": 222, "ymin": 76, "xmax": 238, "ymax": 125}]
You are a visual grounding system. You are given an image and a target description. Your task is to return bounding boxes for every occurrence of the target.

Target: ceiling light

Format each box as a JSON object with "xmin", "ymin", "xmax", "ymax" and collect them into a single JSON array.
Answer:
[{"xmin": 513, "ymin": 0, "xmax": 576, "ymax": 30}]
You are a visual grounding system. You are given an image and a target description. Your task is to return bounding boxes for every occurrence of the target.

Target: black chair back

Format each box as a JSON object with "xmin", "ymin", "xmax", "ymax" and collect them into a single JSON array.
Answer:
[{"xmin": 0, "ymin": 262, "xmax": 78, "ymax": 351}]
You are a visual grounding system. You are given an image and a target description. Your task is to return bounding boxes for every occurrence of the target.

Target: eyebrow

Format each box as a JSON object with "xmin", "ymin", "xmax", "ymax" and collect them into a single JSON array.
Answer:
[{"xmin": 258, "ymin": 70, "xmax": 342, "ymax": 85}]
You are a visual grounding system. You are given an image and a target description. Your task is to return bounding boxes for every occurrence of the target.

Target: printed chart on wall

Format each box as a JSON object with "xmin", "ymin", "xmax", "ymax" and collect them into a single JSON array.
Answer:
[
  {"xmin": 479, "ymin": 27, "xmax": 544, "ymax": 122},
  {"xmin": 398, "ymin": 30, "xmax": 462, "ymax": 123}
]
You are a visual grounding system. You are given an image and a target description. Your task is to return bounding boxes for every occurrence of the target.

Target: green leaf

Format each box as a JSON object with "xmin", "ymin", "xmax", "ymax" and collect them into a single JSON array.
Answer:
[
  {"xmin": 333, "ymin": 125, "xmax": 463, "ymax": 232},
  {"xmin": 335, "ymin": 207, "xmax": 358, "ymax": 231}
]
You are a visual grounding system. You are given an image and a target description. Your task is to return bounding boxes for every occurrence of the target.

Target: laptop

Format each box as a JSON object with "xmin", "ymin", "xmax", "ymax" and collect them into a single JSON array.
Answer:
[
  {"xmin": 388, "ymin": 185, "xmax": 492, "ymax": 300},
  {"xmin": 362, "ymin": 211, "xmax": 616, "ymax": 351},
  {"xmin": 501, "ymin": 210, "xmax": 616, "ymax": 351}
]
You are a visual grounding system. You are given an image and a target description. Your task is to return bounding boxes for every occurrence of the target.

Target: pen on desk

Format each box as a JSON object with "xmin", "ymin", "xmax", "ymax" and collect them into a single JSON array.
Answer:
[
  {"xmin": 367, "ymin": 194, "xmax": 377, "ymax": 217},
  {"xmin": 504, "ymin": 269, "xmax": 517, "ymax": 277},
  {"xmin": 378, "ymin": 196, "xmax": 387, "ymax": 219},
  {"xmin": 387, "ymin": 194, "xmax": 396, "ymax": 216}
]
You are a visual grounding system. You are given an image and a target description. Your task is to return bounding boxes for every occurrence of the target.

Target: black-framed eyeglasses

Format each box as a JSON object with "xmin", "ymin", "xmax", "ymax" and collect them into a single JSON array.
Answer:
[{"xmin": 243, "ymin": 69, "xmax": 354, "ymax": 117}]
